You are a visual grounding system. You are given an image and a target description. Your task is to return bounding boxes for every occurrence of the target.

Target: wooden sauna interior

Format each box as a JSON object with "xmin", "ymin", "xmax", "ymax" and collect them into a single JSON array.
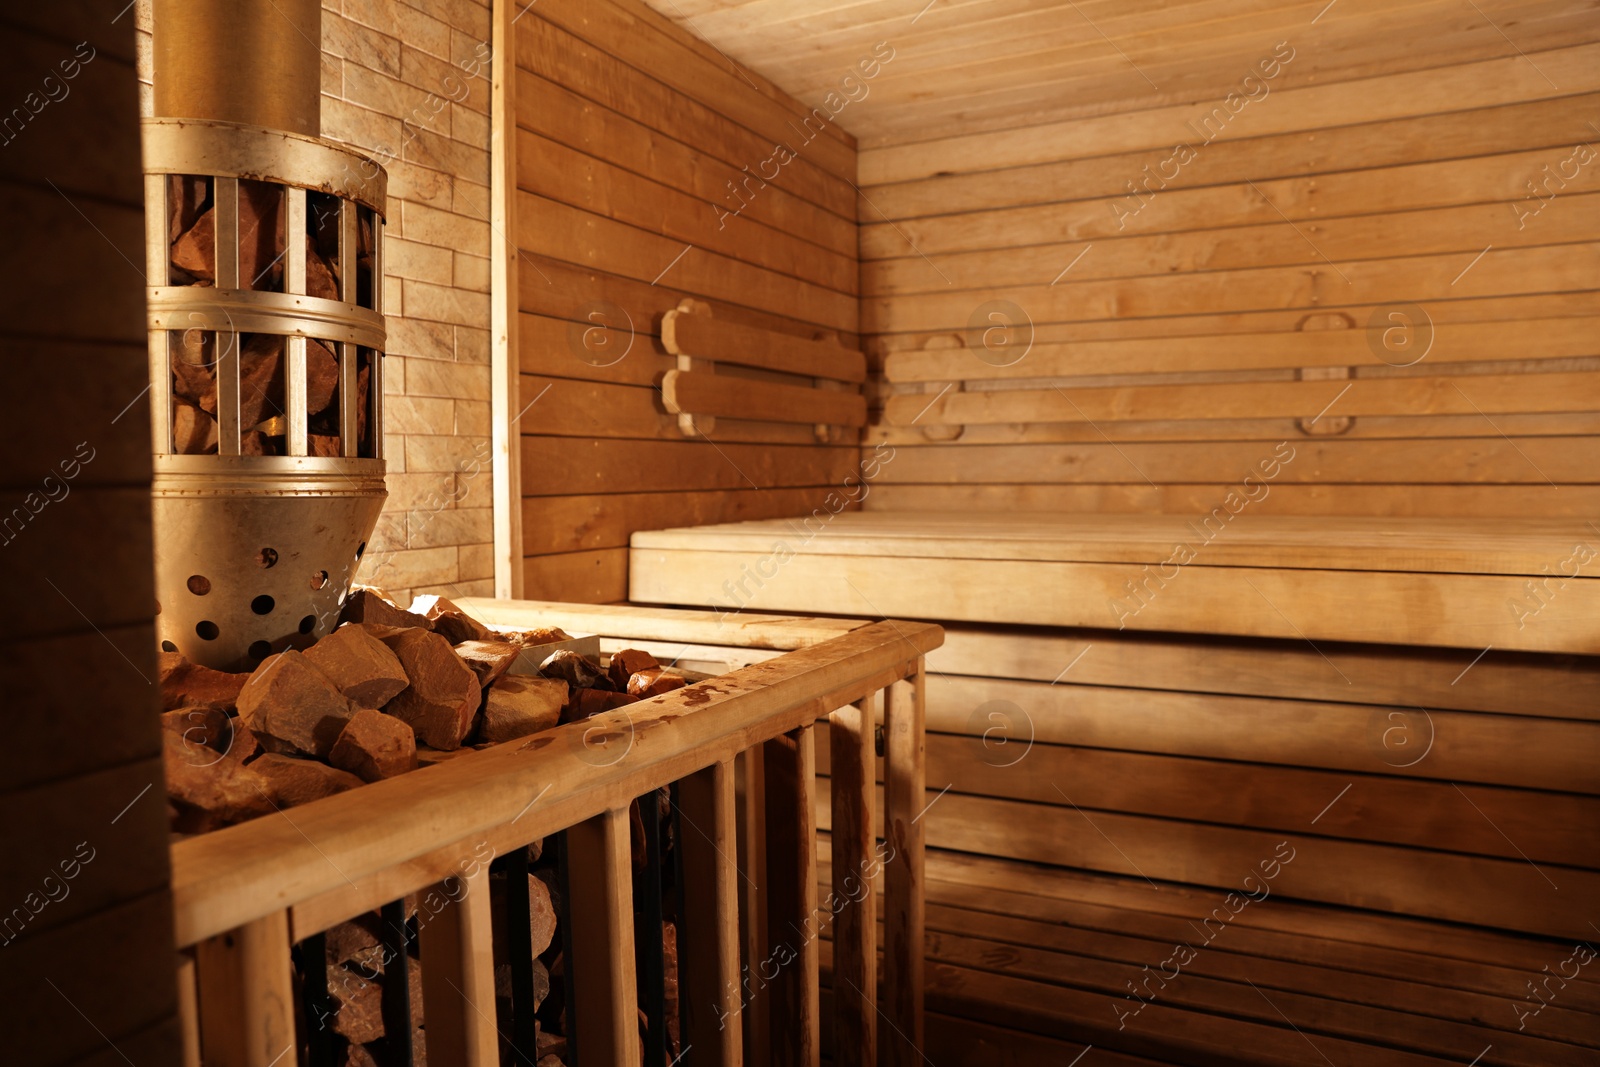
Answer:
[
  {"xmin": 4, "ymin": 0, "xmax": 1599, "ymax": 1065},
  {"xmin": 517, "ymin": 1, "xmax": 1600, "ymax": 1058}
]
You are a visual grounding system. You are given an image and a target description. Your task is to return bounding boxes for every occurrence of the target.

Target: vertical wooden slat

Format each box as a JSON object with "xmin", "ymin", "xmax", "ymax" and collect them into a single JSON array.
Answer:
[
  {"xmin": 490, "ymin": 0, "xmax": 523, "ymax": 597},
  {"xmin": 418, "ymin": 866, "xmax": 498, "ymax": 1067},
  {"xmin": 212, "ymin": 179, "xmax": 242, "ymax": 456},
  {"xmin": 176, "ymin": 952, "xmax": 201, "ymax": 1067},
  {"xmin": 763, "ymin": 725, "xmax": 820, "ymax": 1067},
  {"xmin": 568, "ymin": 807, "xmax": 642, "ymax": 1067},
  {"xmin": 828, "ymin": 697, "xmax": 877, "ymax": 1064},
  {"xmin": 194, "ymin": 910, "xmax": 294, "ymax": 1067},
  {"xmin": 882, "ymin": 666, "xmax": 927, "ymax": 1067},
  {"xmin": 145, "ymin": 175, "xmax": 172, "ymax": 455},
  {"xmin": 737, "ymin": 747, "xmax": 770, "ymax": 1063},
  {"xmin": 678, "ymin": 759, "xmax": 744, "ymax": 1066}
]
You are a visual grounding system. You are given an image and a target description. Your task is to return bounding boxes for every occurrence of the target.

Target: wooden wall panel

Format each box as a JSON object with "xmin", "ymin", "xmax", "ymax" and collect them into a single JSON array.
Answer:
[
  {"xmin": 513, "ymin": 0, "xmax": 860, "ymax": 601},
  {"xmin": 0, "ymin": 10, "xmax": 179, "ymax": 1063},
  {"xmin": 857, "ymin": 41, "xmax": 1600, "ymax": 518}
]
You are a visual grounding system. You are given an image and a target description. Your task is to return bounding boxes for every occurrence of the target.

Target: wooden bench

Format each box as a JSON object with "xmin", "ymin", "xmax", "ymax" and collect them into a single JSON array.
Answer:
[{"xmin": 628, "ymin": 511, "xmax": 1600, "ymax": 1064}]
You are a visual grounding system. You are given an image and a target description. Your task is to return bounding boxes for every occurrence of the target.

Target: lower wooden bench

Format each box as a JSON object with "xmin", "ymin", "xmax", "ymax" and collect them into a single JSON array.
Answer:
[
  {"xmin": 629, "ymin": 510, "xmax": 1599, "ymax": 1063},
  {"xmin": 819, "ymin": 848, "xmax": 1600, "ymax": 1067}
]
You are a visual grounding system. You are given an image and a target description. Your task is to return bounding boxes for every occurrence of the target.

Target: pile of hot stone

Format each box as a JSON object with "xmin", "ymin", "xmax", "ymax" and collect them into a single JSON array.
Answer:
[{"xmin": 159, "ymin": 589, "xmax": 687, "ymax": 1066}]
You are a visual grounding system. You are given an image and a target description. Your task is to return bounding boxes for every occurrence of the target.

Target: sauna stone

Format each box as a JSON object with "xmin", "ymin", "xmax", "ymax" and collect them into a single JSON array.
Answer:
[
  {"xmin": 304, "ymin": 623, "xmax": 410, "ymax": 708},
  {"xmin": 252, "ymin": 753, "xmax": 365, "ymax": 807},
  {"xmin": 329, "ymin": 708, "xmax": 418, "ymax": 782},
  {"xmin": 626, "ymin": 667, "xmax": 686, "ymax": 699},
  {"xmin": 607, "ymin": 647, "xmax": 658, "ymax": 689},
  {"xmin": 453, "ymin": 638, "xmax": 523, "ymax": 687},
  {"xmin": 341, "ymin": 587, "xmax": 433, "ymax": 630},
  {"xmin": 158, "ymin": 652, "xmax": 250, "ymax": 711},
  {"xmin": 237, "ymin": 649, "xmax": 356, "ymax": 758},
  {"xmin": 379, "ymin": 628, "xmax": 482, "ymax": 750},
  {"xmin": 479, "ymin": 674, "xmax": 567, "ymax": 743}
]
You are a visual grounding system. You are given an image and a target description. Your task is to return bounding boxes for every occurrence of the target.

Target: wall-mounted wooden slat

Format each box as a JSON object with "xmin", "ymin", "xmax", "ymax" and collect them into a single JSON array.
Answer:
[
  {"xmin": 883, "ymin": 370, "xmax": 1600, "ymax": 426},
  {"xmin": 677, "ymin": 760, "xmax": 744, "ymax": 1067},
  {"xmin": 194, "ymin": 912, "xmax": 295, "ymax": 1067},
  {"xmin": 867, "ymin": 242, "xmax": 1600, "ymax": 334},
  {"xmin": 882, "ymin": 316, "xmax": 1600, "ymax": 381},
  {"xmin": 663, "ymin": 370, "xmax": 868, "ymax": 428},
  {"xmin": 418, "ymin": 867, "xmax": 499, "ymax": 1067},
  {"xmin": 664, "ymin": 309, "xmax": 867, "ymax": 382}
]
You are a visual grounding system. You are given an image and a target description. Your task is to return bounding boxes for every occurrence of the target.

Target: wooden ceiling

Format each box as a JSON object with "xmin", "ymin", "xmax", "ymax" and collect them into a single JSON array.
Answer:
[{"xmin": 640, "ymin": 0, "xmax": 1599, "ymax": 146}]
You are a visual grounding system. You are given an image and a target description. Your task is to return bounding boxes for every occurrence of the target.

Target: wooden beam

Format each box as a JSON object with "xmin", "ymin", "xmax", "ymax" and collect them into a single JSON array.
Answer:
[
  {"xmin": 492, "ymin": 0, "xmax": 523, "ymax": 597},
  {"xmin": 193, "ymin": 911, "xmax": 295, "ymax": 1067},
  {"xmin": 664, "ymin": 308, "xmax": 867, "ymax": 383},
  {"xmin": 663, "ymin": 369, "xmax": 867, "ymax": 427},
  {"xmin": 567, "ymin": 808, "xmax": 641, "ymax": 1067},
  {"xmin": 827, "ymin": 697, "xmax": 878, "ymax": 1065},
  {"xmin": 418, "ymin": 866, "xmax": 499, "ymax": 1067},
  {"xmin": 763, "ymin": 726, "xmax": 820, "ymax": 1067},
  {"xmin": 677, "ymin": 759, "xmax": 744, "ymax": 1066},
  {"xmin": 882, "ymin": 669, "xmax": 926, "ymax": 1067}
]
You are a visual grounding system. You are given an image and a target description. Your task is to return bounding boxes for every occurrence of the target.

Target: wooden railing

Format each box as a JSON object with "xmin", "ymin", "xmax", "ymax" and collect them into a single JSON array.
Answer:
[{"xmin": 168, "ymin": 600, "xmax": 941, "ymax": 1067}]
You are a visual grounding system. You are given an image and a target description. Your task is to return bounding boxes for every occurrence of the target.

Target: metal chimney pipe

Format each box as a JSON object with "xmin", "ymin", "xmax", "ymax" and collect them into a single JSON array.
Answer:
[
  {"xmin": 152, "ymin": 0, "xmax": 322, "ymax": 135},
  {"xmin": 145, "ymin": 0, "xmax": 390, "ymax": 671}
]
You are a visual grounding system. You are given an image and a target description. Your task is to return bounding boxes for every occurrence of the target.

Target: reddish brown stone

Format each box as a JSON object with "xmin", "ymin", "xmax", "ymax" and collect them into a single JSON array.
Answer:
[
  {"xmin": 380, "ymin": 629, "xmax": 481, "ymax": 750},
  {"xmin": 237, "ymin": 650, "xmax": 355, "ymax": 758},
  {"xmin": 309, "ymin": 434, "xmax": 341, "ymax": 457},
  {"xmin": 492, "ymin": 873, "xmax": 558, "ymax": 960},
  {"xmin": 453, "ymin": 639, "xmax": 522, "ymax": 688},
  {"xmin": 327, "ymin": 963, "xmax": 383, "ymax": 1044},
  {"xmin": 171, "ymin": 401, "xmax": 217, "ymax": 454},
  {"xmin": 409, "ymin": 594, "xmax": 493, "ymax": 645},
  {"xmin": 324, "ymin": 915, "xmax": 382, "ymax": 968},
  {"xmin": 304, "ymin": 624, "xmax": 410, "ymax": 708},
  {"xmin": 306, "ymin": 235, "xmax": 341, "ymax": 301},
  {"xmin": 220, "ymin": 334, "xmax": 339, "ymax": 432},
  {"xmin": 158, "ymin": 653, "xmax": 251, "ymax": 711},
  {"xmin": 560, "ymin": 687, "xmax": 636, "ymax": 725},
  {"xmin": 329, "ymin": 708, "xmax": 418, "ymax": 782},
  {"xmin": 627, "ymin": 668, "xmax": 687, "ymax": 700},
  {"xmin": 162, "ymin": 730, "xmax": 277, "ymax": 833},
  {"xmin": 479, "ymin": 675, "xmax": 566, "ymax": 744},
  {"xmin": 251, "ymin": 753, "xmax": 365, "ymax": 807},
  {"xmin": 171, "ymin": 354, "xmax": 215, "ymax": 407},
  {"xmin": 607, "ymin": 648, "xmax": 659, "ymax": 690},
  {"xmin": 341, "ymin": 588, "xmax": 432, "ymax": 631},
  {"xmin": 539, "ymin": 649, "xmax": 607, "ymax": 690}
]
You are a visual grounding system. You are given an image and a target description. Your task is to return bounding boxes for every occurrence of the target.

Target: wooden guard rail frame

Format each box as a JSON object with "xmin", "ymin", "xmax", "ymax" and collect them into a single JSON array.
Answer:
[
  {"xmin": 661, "ymin": 299, "xmax": 869, "ymax": 442},
  {"xmin": 167, "ymin": 600, "xmax": 941, "ymax": 1067}
]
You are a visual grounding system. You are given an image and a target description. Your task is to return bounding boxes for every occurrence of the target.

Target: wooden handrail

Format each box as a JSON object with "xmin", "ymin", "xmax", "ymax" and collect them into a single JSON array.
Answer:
[{"xmin": 170, "ymin": 602, "xmax": 942, "ymax": 1067}]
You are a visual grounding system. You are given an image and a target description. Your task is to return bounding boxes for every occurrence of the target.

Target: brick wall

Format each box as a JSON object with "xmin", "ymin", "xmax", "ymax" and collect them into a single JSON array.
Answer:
[{"xmin": 136, "ymin": 0, "xmax": 497, "ymax": 605}]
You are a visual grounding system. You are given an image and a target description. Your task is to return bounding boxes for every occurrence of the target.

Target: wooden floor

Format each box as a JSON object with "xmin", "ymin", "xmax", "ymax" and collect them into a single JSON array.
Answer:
[
  {"xmin": 631, "ymin": 511, "xmax": 1600, "ymax": 652},
  {"xmin": 819, "ymin": 847, "xmax": 1600, "ymax": 1066}
]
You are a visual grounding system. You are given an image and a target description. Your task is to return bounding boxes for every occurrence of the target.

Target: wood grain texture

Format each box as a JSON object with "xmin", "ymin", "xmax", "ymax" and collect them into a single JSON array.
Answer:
[{"xmin": 513, "ymin": 0, "xmax": 862, "ymax": 600}]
